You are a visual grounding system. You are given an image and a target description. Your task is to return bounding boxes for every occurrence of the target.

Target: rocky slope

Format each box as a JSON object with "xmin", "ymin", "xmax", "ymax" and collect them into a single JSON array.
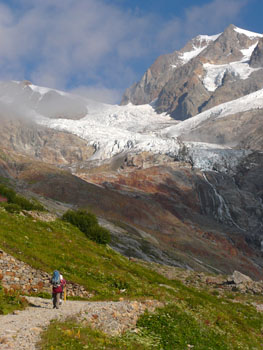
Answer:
[
  {"xmin": 1, "ymin": 147, "xmax": 263, "ymax": 279},
  {"xmin": 0, "ymin": 116, "xmax": 94, "ymax": 165}
]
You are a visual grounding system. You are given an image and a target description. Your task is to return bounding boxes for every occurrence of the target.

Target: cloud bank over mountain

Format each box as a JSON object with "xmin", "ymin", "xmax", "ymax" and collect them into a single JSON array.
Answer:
[{"xmin": 0, "ymin": 0, "xmax": 249, "ymax": 103}]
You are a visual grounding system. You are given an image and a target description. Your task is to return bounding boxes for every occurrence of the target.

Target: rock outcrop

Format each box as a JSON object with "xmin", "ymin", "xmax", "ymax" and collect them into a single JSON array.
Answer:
[
  {"xmin": 0, "ymin": 116, "xmax": 94, "ymax": 165},
  {"xmin": 135, "ymin": 259, "xmax": 263, "ymax": 295},
  {"xmin": 250, "ymin": 38, "xmax": 263, "ymax": 67}
]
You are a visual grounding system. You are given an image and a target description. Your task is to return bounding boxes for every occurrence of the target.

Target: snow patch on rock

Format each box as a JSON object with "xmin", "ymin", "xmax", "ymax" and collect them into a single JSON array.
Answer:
[
  {"xmin": 203, "ymin": 61, "xmax": 260, "ymax": 91},
  {"xmin": 180, "ymin": 46, "xmax": 207, "ymax": 64},
  {"xmin": 179, "ymin": 33, "xmax": 220, "ymax": 64},
  {"xmin": 202, "ymin": 42, "xmax": 261, "ymax": 92}
]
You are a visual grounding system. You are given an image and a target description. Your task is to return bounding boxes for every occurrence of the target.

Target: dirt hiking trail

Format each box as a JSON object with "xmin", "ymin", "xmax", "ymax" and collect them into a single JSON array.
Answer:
[{"xmin": 0, "ymin": 296, "xmax": 161, "ymax": 350}]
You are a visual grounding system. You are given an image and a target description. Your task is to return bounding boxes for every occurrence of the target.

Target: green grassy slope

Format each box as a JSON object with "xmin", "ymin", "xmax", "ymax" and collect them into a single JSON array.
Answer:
[
  {"xmin": 0, "ymin": 208, "xmax": 168, "ymax": 300},
  {"xmin": 1, "ymin": 208, "xmax": 263, "ymax": 349}
]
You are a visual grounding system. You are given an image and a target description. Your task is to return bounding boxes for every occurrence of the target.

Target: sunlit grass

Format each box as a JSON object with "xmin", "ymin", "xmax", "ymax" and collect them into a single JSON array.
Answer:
[{"xmin": 1, "ymin": 208, "xmax": 263, "ymax": 349}]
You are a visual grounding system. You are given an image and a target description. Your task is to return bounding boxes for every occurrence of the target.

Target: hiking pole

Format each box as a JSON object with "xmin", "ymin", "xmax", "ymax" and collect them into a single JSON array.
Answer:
[{"xmin": 64, "ymin": 287, "xmax": 67, "ymax": 302}]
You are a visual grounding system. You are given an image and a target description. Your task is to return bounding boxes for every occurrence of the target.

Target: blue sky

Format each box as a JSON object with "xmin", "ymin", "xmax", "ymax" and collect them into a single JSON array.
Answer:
[{"xmin": 0, "ymin": 0, "xmax": 262, "ymax": 103}]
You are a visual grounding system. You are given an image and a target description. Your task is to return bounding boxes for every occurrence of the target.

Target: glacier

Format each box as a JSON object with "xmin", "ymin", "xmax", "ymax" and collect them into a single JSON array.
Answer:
[{"xmin": 0, "ymin": 79, "xmax": 258, "ymax": 173}]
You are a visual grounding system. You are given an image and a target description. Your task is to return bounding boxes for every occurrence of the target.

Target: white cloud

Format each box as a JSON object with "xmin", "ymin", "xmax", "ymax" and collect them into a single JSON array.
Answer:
[
  {"xmin": 184, "ymin": 0, "xmax": 249, "ymax": 36},
  {"xmin": 0, "ymin": 0, "xmax": 249, "ymax": 103},
  {"xmin": 156, "ymin": 0, "xmax": 249, "ymax": 51},
  {"xmin": 70, "ymin": 85, "xmax": 121, "ymax": 104}
]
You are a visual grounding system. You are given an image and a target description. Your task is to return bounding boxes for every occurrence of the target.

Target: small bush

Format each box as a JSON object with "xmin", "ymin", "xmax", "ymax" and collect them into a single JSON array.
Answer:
[
  {"xmin": 0, "ymin": 184, "xmax": 45, "ymax": 211},
  {"xmin": 0, "ymin": 184, "xmax": 16, "ymax": 202},
  {"xmin": 89, "ymin": 225, "xmax": 111, "ymax": 244},
  {"xmin": 62, "ymin": 209, "xmax": 111, "ymax": 244},
  {"xmin": 62, "ymin": 209, "xmax": 97, "ymax": 231},
  {"xmin": 2, "ymin": 203, "xmax": 21, "ymax": 213},
  {"xmin": 111, "ymin": 277, "xmax": 129, "ymax": 290}
]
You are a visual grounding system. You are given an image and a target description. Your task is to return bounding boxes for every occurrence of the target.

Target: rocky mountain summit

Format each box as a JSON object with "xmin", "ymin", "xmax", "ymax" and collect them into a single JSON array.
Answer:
[{"xmin": 121, "ymin": 24, "xmax": 263, "ymax": 120}]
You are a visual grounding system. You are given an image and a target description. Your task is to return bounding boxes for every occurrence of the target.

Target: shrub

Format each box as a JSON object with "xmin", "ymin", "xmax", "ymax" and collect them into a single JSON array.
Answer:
[
  {"xmin": 62, "ymin": 209, "xmax": 111, "ymax": 244},
  {"xmin": 2, "ymin": 203, "xmax": 21, "ymax": 213},
  {"xmin": 89, "ymin": 225, "xmax": 111, "ymax": 245},
  {"xmin": 0, "ymin": 184, "xmax": 45, "ymax": 211},
  {"xmin": 63, "ymin": 209, "xmax": 97, "ymax": 230},
  {"xmin": 0, "ymin": 184, "xmax": 16, "ymax": 202}
]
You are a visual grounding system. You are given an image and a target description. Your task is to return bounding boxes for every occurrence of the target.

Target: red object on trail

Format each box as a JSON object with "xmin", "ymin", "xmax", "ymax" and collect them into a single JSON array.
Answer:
[{"xmin": 52, "ymin": 284, "xmax": 63, "ymax": 294}]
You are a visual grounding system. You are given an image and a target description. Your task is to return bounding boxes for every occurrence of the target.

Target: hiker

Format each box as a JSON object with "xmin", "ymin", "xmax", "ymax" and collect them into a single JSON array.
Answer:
[
  {"xmin": 50, "ymin": 270, "xmax": 63, "ymax": 309},
  {"xmin": 59, "ymin": 274, "xmax": 66, "ymax": 305}
]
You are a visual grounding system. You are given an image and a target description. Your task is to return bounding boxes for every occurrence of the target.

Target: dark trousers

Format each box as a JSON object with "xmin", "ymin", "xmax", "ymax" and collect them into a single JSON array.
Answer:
[{"xmin": 52, "ymin": 292, "xmax": 60, "ymax": 309}]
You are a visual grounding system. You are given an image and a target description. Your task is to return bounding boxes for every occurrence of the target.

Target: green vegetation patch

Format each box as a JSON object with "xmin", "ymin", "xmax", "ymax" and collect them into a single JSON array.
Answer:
[
  {"xmin": 62, "ymin": 209, "xmax": 111, "ymax": 244},
  {"xmin": 136, "ymin": 301, "xmax": 263, "ymax": 349},
  {"xmin": 137, "ymin": 304, "xmax": 228, "ymax": 349},
  {"xmin": 0, "ymin": 184, "xmax": 45, "ymax": 211},
  {"xmin": 0, "ymin": 209, "xmax": 168, "ymax": 299},
  {"xmin": 0, "ymin": 282, "xmax": 28, "ymax": 315},
  {"xmin": 1, "ymin": 188, "xmax": 263, "ymax": 349},
  {"xmin": 39, "ymin": 319, "xmax": 148, "ymax": 350}
]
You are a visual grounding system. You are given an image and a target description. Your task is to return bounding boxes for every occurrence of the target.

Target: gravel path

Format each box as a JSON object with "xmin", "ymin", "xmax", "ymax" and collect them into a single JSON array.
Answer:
[{"xmin": 0, "ymin": 297, "xmax": 162, "ymax": 350}]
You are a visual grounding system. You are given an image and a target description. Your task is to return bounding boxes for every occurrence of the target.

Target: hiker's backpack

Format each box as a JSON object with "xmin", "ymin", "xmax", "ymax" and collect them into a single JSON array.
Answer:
[{"xmin": 51, "ymin": 270, "xmax": 61, "ymax": 287}]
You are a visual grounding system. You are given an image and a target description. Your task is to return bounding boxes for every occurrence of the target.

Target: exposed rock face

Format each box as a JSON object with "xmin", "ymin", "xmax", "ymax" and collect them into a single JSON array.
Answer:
[
  {"xmin": 71, "ymin": 151, "xmax": 263, "ymax": 279},
  {"xmin": 250, "ymin": 38, "xmax": 263, "ymax": 67},
  {"xmin": 121, "ymin": 53, "xmax": 176, "ymax": 105},
  {"xmin": 0, "ymin": 116, "xmax": 94, "ymax": 165},
  {"xmin": 121, "ymin": 33, "xmax": 218, "ymax": 106},
  {"xmin": 155, "ymin": 60, "xmax": 210, "ymax": 119},
  {"xmin": 200, "ymin": 24, "xmax": 254, "ymax": 64},
  {"xmin": 122, "ymin": 24, "xmax": 263, "ymax": 121}
]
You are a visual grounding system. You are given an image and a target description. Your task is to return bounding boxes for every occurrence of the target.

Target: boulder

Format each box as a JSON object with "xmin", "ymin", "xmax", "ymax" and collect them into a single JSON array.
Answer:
[{"xmin": 231, "ymin": 270, "xmax": 252, "ymax": 285}]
